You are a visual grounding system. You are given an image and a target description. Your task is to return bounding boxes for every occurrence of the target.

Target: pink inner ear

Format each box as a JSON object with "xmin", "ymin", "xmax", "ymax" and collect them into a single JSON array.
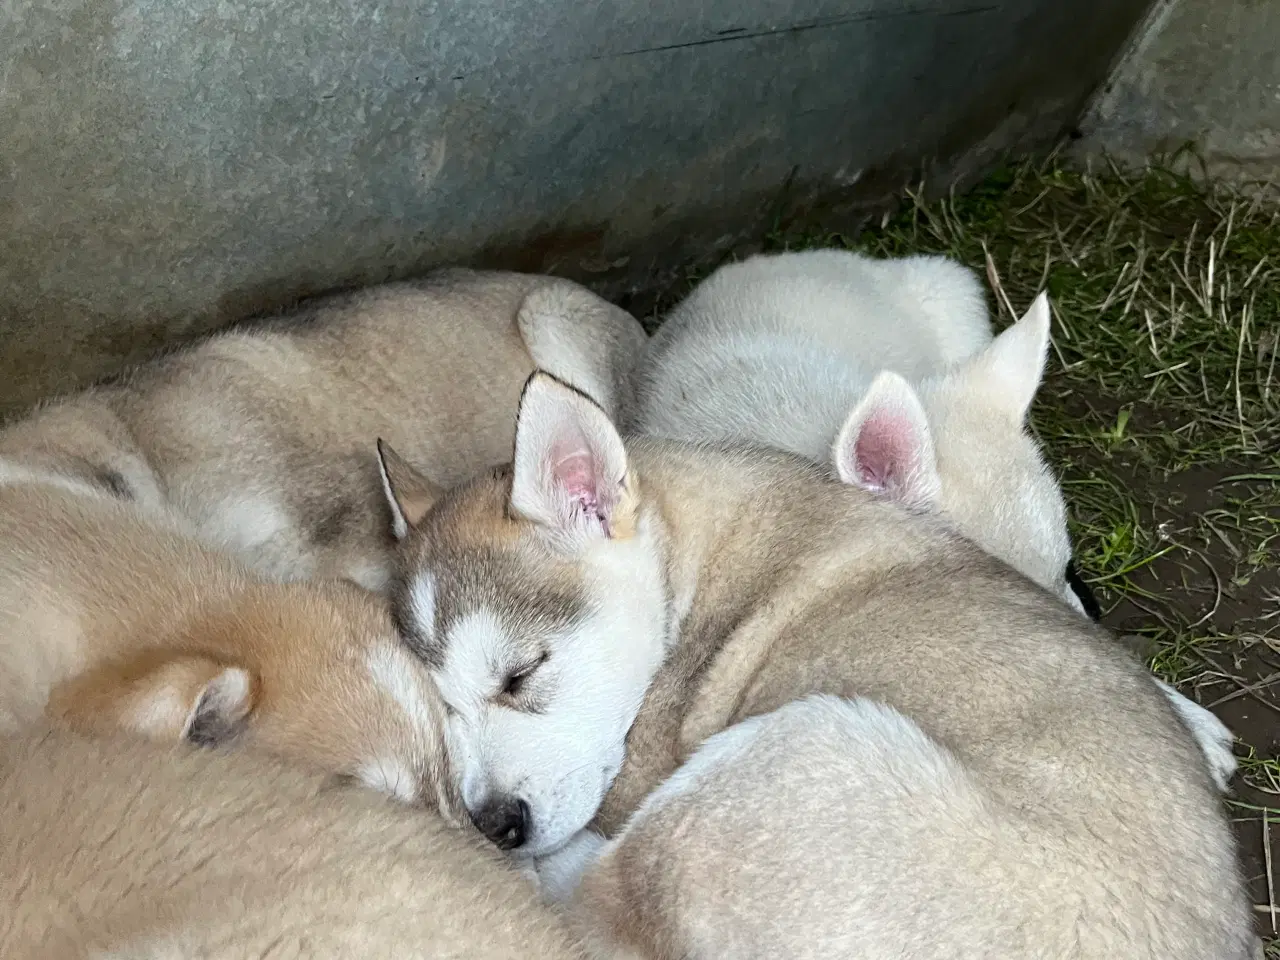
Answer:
[
  {"xmin": 852, "ymin": 410, "xmax": 918, "ymax": 493},
  {"xmin": 553, "ymin": 449, "xmax": 600, "ymax": 514}
]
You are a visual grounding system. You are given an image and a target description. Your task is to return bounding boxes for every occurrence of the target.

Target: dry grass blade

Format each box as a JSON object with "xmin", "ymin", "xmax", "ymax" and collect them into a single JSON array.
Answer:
[{"xmin": 1268, "ymin": 812, "xmax": 1277, "ymax": 934}]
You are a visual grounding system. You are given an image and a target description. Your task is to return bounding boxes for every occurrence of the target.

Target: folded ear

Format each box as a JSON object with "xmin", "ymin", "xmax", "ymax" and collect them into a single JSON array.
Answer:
[
  {"xmin": 957, "ymin": 291, "xmax": 1051, "ymax": 423},
  {"xmin": 832, "ymin": 371, "xmax": 940, "ymax": 510},
  {"xmin": 510, "ymin": 371, "xmax": 636, "ymax": 546},
  {"xmin": 377, "ymin": 439, "xmax": 442, "ymax": 540},
  {"xmin": 47, "ymin": 653, "xmax": 258, "ymax": 747}
]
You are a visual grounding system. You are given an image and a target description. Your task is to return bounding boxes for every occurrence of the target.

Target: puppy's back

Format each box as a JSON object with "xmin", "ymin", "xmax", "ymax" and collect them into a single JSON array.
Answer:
[
  {"xmin": 0, "ymin": 483, "xmax": 242, "ymax": 733},
  {"xmin": 643, "ymin": 250, "xmax": 986, "ymax": 382},
  {"xmin": 0, "ymin": 730, "xmax": 589, "ymax": 959},
  {"xmin": 632, "ymin": 250, "xmax": 989, "ymax": 455}
]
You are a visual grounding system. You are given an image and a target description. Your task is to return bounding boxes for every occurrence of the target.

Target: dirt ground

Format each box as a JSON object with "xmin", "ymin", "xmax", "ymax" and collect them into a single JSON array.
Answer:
[{"xmin": 1056, "ymin": 386, "xmax": 1280, "ymax": 943}]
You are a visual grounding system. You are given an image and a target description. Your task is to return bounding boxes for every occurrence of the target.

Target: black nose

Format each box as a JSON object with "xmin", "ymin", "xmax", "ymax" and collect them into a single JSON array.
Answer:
[{"xmin": 470, "ymin": 797, "xmax": 529, "ymax": 850}]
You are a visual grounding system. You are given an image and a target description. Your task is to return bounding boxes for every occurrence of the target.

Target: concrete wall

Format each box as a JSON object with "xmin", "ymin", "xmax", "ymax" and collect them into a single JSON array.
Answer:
[
  {"xmin": 1080, "ymin": 0, "xmax": 1280, "ymax": 180},
  {"xmin": 0, "ymin": 0, "xmax": 1149, "ymax": 415}
]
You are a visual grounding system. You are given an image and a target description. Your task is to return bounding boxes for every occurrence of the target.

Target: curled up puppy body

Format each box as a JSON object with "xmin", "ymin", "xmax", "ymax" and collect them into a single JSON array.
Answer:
[
  {"xmin": 563, "ymin": 694, "xmax": 1257, "ymax": 960},
  {"xmin": 0, "ymin": 268, "xmax": 646, "ymax": 592},
  {"xmin": 382, "ymin": 373, "xmax": 1252, "ymax": 959},
  {"xmin": 632, "ymin": 249, "xmax": 1236, "ymax": 790}
]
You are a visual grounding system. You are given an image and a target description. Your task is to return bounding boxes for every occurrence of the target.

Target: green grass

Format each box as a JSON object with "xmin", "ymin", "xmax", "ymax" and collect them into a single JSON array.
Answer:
[
  {"xmin": 758, "ymin": 153, "xmax": 1280, "ymax": 932},
  {"xmin": 775, "ymin": 155, "xmax": 1280, "ymax": 625},
  {"xmin": 788, "ymin": 157, "xmax": 1280, "ymax": 459}
]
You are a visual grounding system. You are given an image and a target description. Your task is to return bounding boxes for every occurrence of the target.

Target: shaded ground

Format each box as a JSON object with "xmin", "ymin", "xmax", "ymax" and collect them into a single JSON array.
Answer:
[{"xmin": 644, "ymin": 156, "xmax": 1280, "ymax": 947}]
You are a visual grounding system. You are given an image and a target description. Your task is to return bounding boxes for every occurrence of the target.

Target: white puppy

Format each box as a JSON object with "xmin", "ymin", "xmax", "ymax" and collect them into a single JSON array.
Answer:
[
  {"xmin": 635, "ymin": 249, "xmax": 1075, "ymax": 606},
  {"xmin": 382, "ymin": 376, "xmax": 1249, "ymax": 958}
]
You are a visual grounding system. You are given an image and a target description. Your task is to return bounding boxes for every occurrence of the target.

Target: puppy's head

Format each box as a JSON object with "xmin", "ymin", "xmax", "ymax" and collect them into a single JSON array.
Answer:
[
  {"xmin": 47, "ymin": 583, "xmax": 463, "ymax": 821},
  {"xmin": 832, "ymin": 293, "xmax": 1091, "ymax": 617},
  {"xmin": 378, "ymin": 373, "xmax": 670, "ymax": 857}
]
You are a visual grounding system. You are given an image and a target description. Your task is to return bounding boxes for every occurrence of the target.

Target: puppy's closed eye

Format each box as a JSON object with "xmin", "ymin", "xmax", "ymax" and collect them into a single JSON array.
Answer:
[{"xmin": 501, "ymin": 652, "xmax": 549, "ymax": 698}]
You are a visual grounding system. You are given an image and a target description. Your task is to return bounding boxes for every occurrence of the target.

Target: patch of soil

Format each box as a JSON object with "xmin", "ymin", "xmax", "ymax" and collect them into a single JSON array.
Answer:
[
  {"xmin": 1102, "ymin": 504, "xmax": 1280, "ymax": 932},
  {"xmin": 1060, "ymin": 426, "xmax": 1280, "ymax": 932}
]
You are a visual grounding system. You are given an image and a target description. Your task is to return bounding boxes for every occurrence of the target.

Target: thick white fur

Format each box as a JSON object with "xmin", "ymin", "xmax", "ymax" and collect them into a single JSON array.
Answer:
[
  {"xmin": 635, "ymin": 249, "xmax": 1074, "ymax": 605},
  {"xmin": 633, "ymin": 249, "xmax": 1235, "ymax": 790},
  {"xmin": 434, "ymin": 566, "xmax": 670, "ymax": 860},
  {"xmin": 1156, "ymin": 678, "xmax": 1237, "ymax": 790},
  {"xmin": 555, "ymin": 696, "xmax": 1253, "ymax": 959}
]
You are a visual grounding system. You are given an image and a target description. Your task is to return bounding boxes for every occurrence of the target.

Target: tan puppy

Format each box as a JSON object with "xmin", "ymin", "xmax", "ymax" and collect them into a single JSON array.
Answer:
[
  {"xmin": 0, "ymin": 268, "xmax": 646, "ymax": 591},
  {"xmin": 0, "ymin": 480, "xmax": 463, "ymax": 817},
  {"xmin": 380, "ymin": 373, "xmax": 1251, "ymax": 958},
  {"xmin": 632, "ymin": 253, "xmax": 1237, "ymax": 790},
  {"xmin": 0, "ymin": 728, "xmax": 591, "ymax": 959}
]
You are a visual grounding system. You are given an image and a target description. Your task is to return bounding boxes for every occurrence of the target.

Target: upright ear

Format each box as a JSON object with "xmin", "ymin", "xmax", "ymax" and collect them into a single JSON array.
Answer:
[
  {"xmin": 832, "ymin": 371, "xmax": 940, "ymax": 510},
  {"xmin": 510, "ymin": 371, "xmax": 635, "ymax": 545},
  {"xmin": 377, "ymin": 439, "xmax": 442, "ymax": 540},
  {"xmin": 958, "ymin": 291, "xmax": 1051, "ymax": 422},
  {"xmin": 47, "ymin": 653, "xmax": 258, "ymax": 747}
]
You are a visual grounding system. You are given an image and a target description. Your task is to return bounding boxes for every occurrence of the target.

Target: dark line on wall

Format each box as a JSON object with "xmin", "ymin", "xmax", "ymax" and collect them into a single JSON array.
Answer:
[
  {"xmin": 593, "ymin": 4, "xmax": 1002, "ymax": 62},
  {"xmin": 444, "ymin": 3, "xmax": 1002, "ymax": 81}
]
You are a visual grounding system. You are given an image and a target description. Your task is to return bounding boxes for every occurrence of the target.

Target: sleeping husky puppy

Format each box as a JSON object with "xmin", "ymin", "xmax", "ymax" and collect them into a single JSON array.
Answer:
[
  {"xmin": 634, "ymin": 249, "xmax": 1078, "ymax": 611},
  {"xmin": 0, "ymin": 728, "xmax": 591, "ymax": 959},
  {"xmin": 632, "ymin": 249, "xmax": 1235, "ymax": 789},
  {"xmin": 0, "ymin": 480, "xmax": 462, "ymax": 818},
  {"xmin": 379, "ymin": 373, "xmax": 1251, "ymax": 958},
  {"xmin": 0, "ymin": 268, "xmax": 645, "ymax": 592}
]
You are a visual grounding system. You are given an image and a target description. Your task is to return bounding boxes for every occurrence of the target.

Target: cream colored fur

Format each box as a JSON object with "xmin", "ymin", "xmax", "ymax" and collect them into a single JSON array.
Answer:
[
  {"xmin": 0, "ymin": 268, "xmax": 645, "ymax": 591},
  {"xmin": 0, "ymin": 728, "xmax": 591, "ymax": 959},
  {"xmin": 633, "ymin": 249, "xmax": 1236, "ymax": 789},
  {"xmin": 0, "ymin": 481, "xmax": 464, "ymax": 817},
  {"xmin": 390, "ymin": 374, "xmax": 1251, "ymax": 959},
  {"xmin": 634, "ymin": 249, "xmax": 1073, "ymax": 607},
  {"xmin": 571, "ymin": 695, "xmax": 1257, "ymax": 960}
]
